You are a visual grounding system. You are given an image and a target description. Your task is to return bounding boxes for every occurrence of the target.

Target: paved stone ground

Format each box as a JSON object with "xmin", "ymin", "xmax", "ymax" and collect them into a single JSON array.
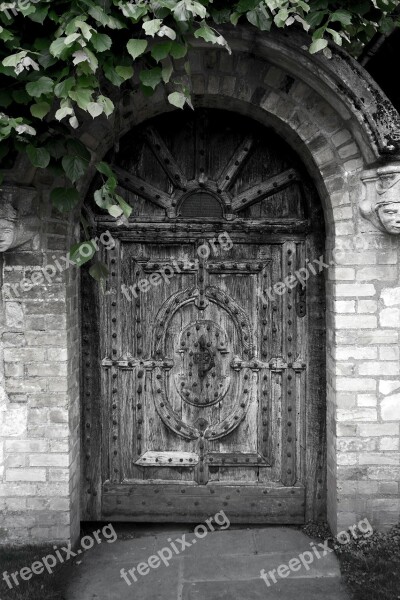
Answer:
[{"xmin": 62, "ymin": 525, "xmax": 351, "ymax": 600}]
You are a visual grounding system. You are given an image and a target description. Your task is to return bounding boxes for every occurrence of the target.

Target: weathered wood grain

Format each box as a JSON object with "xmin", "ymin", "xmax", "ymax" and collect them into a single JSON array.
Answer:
[
  {"xmin": 82, "ymin": 109, "xmax": 326, "ymax": 523},
  {"xmin": 102, "ymin": 483, "xmax": 305, "ymax": 523}
]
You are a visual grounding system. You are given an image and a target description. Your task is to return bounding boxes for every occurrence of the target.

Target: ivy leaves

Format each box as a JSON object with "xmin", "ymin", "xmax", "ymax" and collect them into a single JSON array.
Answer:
[
  {"xmin": 26, "ymin": 144, "xmax": 50, "ymax": 168},
  {"xmin": 127, "ymin": 39, "xmax": 148, "ymax": 60},
  {"xmin": 25, "ymin": 76, "xmax": 54, "ymax": 97},
  {"xmin": 50, "ymin": 187, "xmax": 80, "ymax": 213},
  {"xmin": 1, "ymin": 0, "xmax": 399, "ymax": 282},
  {"xmin": 95, "ymin": 162, "xmax": 132, "ymax": 220},
  {"xmin": 62, "ymin": 140, "xmax": 91, "ymax": 183},
  {"xmin": 3, "ymin": 0, "xmax": 393, "ymax": 159}
]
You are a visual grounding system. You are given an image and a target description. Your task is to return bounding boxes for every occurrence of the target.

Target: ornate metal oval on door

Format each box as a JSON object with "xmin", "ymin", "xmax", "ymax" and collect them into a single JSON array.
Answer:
[{"xmin": 149, "ymin": 285, "xmax": 255, "ymax": 442}]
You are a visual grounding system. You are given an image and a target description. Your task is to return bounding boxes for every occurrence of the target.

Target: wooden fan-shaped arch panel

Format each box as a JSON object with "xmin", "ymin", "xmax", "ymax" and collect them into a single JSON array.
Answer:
[{"xmin": 88, "ymin": 109, "xmax": 322, "ymax": 226}]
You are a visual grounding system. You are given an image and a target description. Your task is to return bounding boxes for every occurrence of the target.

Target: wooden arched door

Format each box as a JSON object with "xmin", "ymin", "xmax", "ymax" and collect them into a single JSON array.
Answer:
[{"xmin": 82, "ymin": 109, "xmax": 326, "ymax": 523}]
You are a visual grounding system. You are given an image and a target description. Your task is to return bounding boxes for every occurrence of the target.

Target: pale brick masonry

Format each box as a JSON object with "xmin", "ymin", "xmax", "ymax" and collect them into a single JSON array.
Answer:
[{"xmin": 0, "ymin": 203, "xmax": 80, "ymax": 543}]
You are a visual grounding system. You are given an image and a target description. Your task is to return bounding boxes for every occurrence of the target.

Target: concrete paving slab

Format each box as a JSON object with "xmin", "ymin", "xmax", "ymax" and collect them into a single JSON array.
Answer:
[
  {"xmin": 62, "ymin": 525, "xmax": 350, "ymax": 600},
  {"xmin": 182, "ymin": 578, "xmax": 351, "ymax": 600},
  {"xmin": 183, "ymin": 550, "xmax": 340, "ymax": 581},
  {"xmin": 65, "ymin": 553, "xmax": 182, "ymax": 600},
  {"xmin": 254, "ymin": 526, "xmax": 319, "ymax": 553},
  {"xmin": 168, "ymin": 527, "xmax": 257, "ymax": 557}
]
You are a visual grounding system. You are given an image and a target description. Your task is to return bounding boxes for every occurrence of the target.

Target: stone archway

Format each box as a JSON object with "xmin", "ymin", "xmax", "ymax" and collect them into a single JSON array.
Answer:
[
  {"xmin": 0, "ymin": 26, "xmax": 399, "ymax": 545},
  {"xmin": 77, "ymin": 27, "xmax": 400, "ymax": 533}
]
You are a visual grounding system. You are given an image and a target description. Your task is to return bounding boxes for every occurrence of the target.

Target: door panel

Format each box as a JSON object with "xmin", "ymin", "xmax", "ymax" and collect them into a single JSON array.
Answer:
[
  {"xmin": 81, "ymin": 109, "xmax": 326, "ymax": 523},
  {"xmin": 95, "ymin": 237, "xmax": 309, "ymax": 521}
]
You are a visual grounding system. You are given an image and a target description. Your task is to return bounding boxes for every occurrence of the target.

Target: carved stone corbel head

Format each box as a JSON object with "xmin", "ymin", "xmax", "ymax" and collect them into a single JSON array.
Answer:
[
  {"xmin": 360, "ymin": 165, "xmax": 400, "ymax": 234},
  {"xmin": 0, "ymin": 201, "xmax": 18, "ymax": 252},
  {"xmin": 0, "ymin": 186, "xmax": 40, "ymax": 251}
]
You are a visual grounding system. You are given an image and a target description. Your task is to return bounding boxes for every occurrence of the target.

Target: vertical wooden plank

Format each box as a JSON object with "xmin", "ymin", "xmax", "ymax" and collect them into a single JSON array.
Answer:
[
  {"xmin": 81, "ymin": 266, "xmax": 102, "ymax": 519},
  {"xmin": 281, "ymin": 240, "xmax": 298, "ymax": 486},
  {"xmin": 304, "ymin": 231, "xmax": 327, "ymax": 521},
  {"xmin": 107, "ymin": 241, "xmax": 121, "ymax": 485}
]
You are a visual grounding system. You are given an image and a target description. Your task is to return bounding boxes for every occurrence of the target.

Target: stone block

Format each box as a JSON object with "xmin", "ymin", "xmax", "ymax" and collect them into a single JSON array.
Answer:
[
  {"xmin": 335, "ymin": 315, "xmax": 377, "ymax": 329},
  {"xmin": 336, "ymin": 378, "xmax": 376, "ymax": 392},
  {"xmin": 336, "ymin": 393, "xmax": 356, "ymax": 408},
  {"xmin": 5, "ymin": 439, "xmax": 48, "ymax": 452},
  {"xmin": 29, "ymin": 393, "xmax": 69, "ymax": 408},
  {"xmin": 335, "ymin": 284, "xmax": 376, "ymax": 297},
  {"xmin": 338, "ymin": 142, "xmax": 359, "ymax": 159},
  {"xmin": 337, "ymin": 408, "xmax": 377, "ymax": 422},
  {"xmin": 356, "ymin": 266, "xmax": 397, "ymax": 281},
  {"xmin": 329, "ymin": 267, "xmax": 355, "ymax": 281},
  {"xmin": 5, "ymin": 454, "xmax": 27, "ymax": 467},
  {"xmin": 29, "ymin": 454, "xmax": 69, "ymax": 468},
  {"xmin": 367, "ymin": 467, "xmax": 400, "ymax": 480},
  {"xmin": 336, "ymin": 330, "xmax": 398, "ymax": 345},
  {"xmin": 47, "ymin": 378, "xmax": 69, "ymax": 392},
  {"xmin": 380, "ymin": 307, "xmax": 400, "ymax": 328},
  {"xmin": 358, "ymin": 300, "xmax": 378, "ymax": 313},
  {"xmin": 46, "ymin": 348, "xmax": 68, "ymax": 361},
  {"xmin": 381, "ymin": 287, "xmax": 400, "ymax": 306},
  {"xmin": 49, "ymin": 409, "xmax": 68, "ymax": 423},
  {"xmin": 48, "ymin": 468, "xmax": 70, "ymax": 482},
  {"xmin": 379, "ymin": 380, "xmax": 400, "ymax": 395},
  {"xmin": 333, "ymin": 300, "xmax": 355, "ymax": 313},
  {"xmin": 379, "ymin": 437, "xmax": 399, "ymax": 451},
  {"xmin": 380, "ymin": 393, "xmax": 400, "ymax": 420},
  {"xmin": 359, "ymin": 453, "xmax": 400, "ymax": 465},
  {"xmin": 4, "ymin": 347, "xmax": 46, "ymax": 362},
  {"xmin": 2, "ymin": 405, "xmax": 27, "ymax": 437},
  {"xmin": 337, "ymin": 452, "xmax": 357, "ymax": 465},
  {"xmin": 5, "ymin": 302, "xmax": 24, "ymax": 329},
  {"xmin": 26, "ymin": 363, "xmax": 68, "ymax": 377},
  {"xmin": 25, "ymin": 331, "xmax": 67, "ymax": 347},
  {"xmin": 335, "ymin": 346, "xmax": 377, "ymax": 360},
  {"xmin": 6, "ymin": 378, "xmax": 47, "ymax": 393},
  {"xmin": 359, "ymin": 362, "xmax": 399, "ymax": 376},
  {"xmin": 378, "ymin": 482, "xmax": 399, "ymax": 494},
  {"xmin": 357, "ymin": 394, "xmax": 377, "ymax": 407},
  {"xmin": 2, "ymin": 332, "xmax": 26, "ymax": 347},
  {"xmin": 379, "ymin": 347, "xmax": 399, "ymax": 360},
  {"xmin": 358, "ymin": 423, "xmax": 398, "ymax": 436},
  {"xmin": 6, "ymin": 468, "xmax": 46, "ymax": 482},
  {"xmin": 337, "ymin": 437, "xmax": 376, "ymax": 452},
  {"xmin": 4, "ymin": 362, "xmax": 24, "ymax": 377},
  {"xmin": 332, "ymin": 129, "xmax": 352, "ymax": 147}
]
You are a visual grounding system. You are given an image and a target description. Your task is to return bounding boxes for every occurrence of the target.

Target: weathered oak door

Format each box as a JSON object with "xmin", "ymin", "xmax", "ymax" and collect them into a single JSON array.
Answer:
[{"xmin": 82, "ymin": 110, "xmax": 326, "ymax": 523}]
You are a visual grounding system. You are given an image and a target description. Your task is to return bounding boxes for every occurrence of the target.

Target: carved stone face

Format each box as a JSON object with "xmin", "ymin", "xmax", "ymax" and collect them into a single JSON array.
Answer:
[
  {"xmin": 377, "ymin": 203, "xmax": 400, "ymax": 234},
  {"xmin": 0, "ymin": 218, "xmax": 16, "ymax": 251}
]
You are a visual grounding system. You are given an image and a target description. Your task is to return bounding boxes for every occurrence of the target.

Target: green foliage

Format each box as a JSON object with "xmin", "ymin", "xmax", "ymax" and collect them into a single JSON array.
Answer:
[
  {"xmin": 0, "ymin": 0, "xmax": 399, "ymax": 279},
  {"xmin": 337, "ymin": 522, "xmax": 400, "ymax": 600},
  {"xmin": 69, "ymin": 240, "xmax": 97, "ymax": 265},
  {"xmin": 50, "ymin": 186, "xmax": 80, "ymax": 212},
  {"xmin": 304, "ymin": 520, "xmax": 400, "ymax": 600}
]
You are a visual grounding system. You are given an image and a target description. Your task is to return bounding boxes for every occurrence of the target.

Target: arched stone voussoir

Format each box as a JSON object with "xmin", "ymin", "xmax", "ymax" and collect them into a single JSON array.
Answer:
[{"xmin": 209, "ymin": 25, "xmax": 400, "ymax": 161}]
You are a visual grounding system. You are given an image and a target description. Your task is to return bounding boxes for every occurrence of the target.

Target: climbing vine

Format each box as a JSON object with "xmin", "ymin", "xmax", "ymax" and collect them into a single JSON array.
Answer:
[{"xmin": 0, "ymin": 0, "xmax": 399, "ymax": 276}]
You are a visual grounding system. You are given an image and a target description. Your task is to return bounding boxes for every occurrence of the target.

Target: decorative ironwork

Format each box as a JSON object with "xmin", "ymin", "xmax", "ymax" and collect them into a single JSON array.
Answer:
[{"xmin": 193, "ymin": 334, "xmax": 215, "ymax": 378}]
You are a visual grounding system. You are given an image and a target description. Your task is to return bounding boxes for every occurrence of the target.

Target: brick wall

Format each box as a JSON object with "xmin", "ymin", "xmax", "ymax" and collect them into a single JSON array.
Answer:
[{"xmin": 0, "ymin": 188, "xmax": 80, "ymax": 544}]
